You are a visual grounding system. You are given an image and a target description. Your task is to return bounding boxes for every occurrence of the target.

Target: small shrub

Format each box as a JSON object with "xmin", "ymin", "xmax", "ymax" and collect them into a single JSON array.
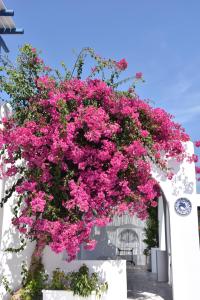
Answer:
[
  {"xmin": 20, "ymin": 261, "xmax": 48, "ymax": 300},
  {"xmin": 47, "ymin": 264, "xmax": 108, "ymax": 298},
  {"xmin": 47, "ymin": 268, "xmax": 69, "ymax": 290}
]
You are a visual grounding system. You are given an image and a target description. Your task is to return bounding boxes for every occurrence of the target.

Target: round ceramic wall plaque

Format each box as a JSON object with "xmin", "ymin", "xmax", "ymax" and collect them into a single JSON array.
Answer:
[{"xmin": 175, "ymin": 198, "xmax": 192, "ymax": 216}]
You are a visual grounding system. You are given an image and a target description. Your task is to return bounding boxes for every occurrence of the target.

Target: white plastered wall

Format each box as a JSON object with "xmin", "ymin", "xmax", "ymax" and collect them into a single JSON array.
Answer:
[{"xmin": 152, "ymin": 141, "xmax": 200, "ymax": 300}]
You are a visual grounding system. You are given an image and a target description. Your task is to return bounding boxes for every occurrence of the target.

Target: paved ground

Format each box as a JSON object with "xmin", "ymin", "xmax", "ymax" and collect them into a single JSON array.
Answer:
[{"xmin": 127, "ymin": 268, "xmax": 173, "ymax": 300}]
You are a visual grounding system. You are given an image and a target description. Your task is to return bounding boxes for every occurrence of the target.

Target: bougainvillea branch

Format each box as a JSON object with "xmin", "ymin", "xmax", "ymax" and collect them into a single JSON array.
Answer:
[{"xmin": 0, "ymin": 45, "xmax": 193, "ymax": 260}]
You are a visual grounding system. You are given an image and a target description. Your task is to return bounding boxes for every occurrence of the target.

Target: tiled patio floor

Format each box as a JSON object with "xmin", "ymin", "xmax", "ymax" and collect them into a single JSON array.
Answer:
[{"xmin": 127, "ymin": 268, "xmax": 173, "ymax": 300}]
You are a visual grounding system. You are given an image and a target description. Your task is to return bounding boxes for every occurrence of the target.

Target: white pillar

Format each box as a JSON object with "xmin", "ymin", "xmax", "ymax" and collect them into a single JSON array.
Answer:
[
  {"xmin": 169, "ymin": 195, "xmax": 200, "ymax": 300},
  {"xmin": 158, "ymin": 196, "xmax": 166, "ymax": 250}
]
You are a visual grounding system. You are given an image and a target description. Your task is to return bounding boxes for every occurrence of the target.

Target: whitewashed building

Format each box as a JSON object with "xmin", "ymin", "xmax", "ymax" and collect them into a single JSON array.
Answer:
[{"xmin": 0, "ymin": 103, "xmax": 200, "ymax": 300}]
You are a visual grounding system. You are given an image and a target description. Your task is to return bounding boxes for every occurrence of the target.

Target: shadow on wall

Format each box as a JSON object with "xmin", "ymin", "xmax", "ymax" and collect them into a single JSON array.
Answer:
[
  {"xmin": 43, "ymin": 246, "xmax": 126, "ymax": 283},
  {"xmin": 0, "ymin": 196, "xmax": 35, "ymax": 299},
  {"xmin": 168, "ymin": 157, "xmax": 194, "ymax": 196},
  {"xmin": 1, "ymin": 230, "xmax": 34, "ymax": 284},
  {"xmin": 151, "ymin": 144, "xmax": 196, "ymax": 198}
]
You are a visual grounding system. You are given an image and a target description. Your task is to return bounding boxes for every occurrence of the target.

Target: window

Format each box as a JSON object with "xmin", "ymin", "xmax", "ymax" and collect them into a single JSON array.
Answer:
[{"xmin": 118, "ymin": 229, "xmax": 138, "ymax": 244}]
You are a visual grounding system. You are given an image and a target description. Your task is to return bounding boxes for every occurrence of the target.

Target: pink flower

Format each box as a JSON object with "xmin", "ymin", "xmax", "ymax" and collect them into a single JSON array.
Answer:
[
  {"xmin": 117, "ymin": 203, "xmax": 128, "ymax": 214},
  {"xmin": 50, "ymin": 242, "xmax": 65, "ymax": 253},
  {"xmin": 151, "ymin": 200, "xmax": 158, "ymax": 207},
  {"xmin": 84, "ymin": 240, "xmax": 97, "ymax": 251},
  {"xmin": 116, "ymin": 59, "xmax": 128, "ymax": 71},
  {"xmin": 18, "ymin": 216, "xmax": 33, "ymax": 226},
  {"xmin": 167, "ymin": 172, "xmax": 174, "ymax": 180},
  {"xmin": 19, "ymin": 227, "xmax": 27, "ymax": 234},
  {"xmin": 135, "ymin": 72, "xmax": 143, "ymax": 79},
  {"xmin": 195, "ymin": 141, "xmax": 200, "ymax": 147},
  {"xmin": 141, "ymin": 130, "xmax": 149, "ymax": 138},
  {"xmin": 30, "ymin": 192, "xmax": 46, "ymax": 213},
  {"xmin": 125, "ymin": 141, "xmax": 147, "ymax": 157},
  {"xmin": 16, "ymin": 181, "xmax": 37, "ymax": 194},
  {"xmin": 67, "ymin": 180, "xmax": 90, "ymax": 212},
  {"xmin": 189, "ymin": 154, "xmax": 198, "ymax": 163},
  {"xmin": 195, "ymin": 166, "xmax": 200, "ymax": 174}
]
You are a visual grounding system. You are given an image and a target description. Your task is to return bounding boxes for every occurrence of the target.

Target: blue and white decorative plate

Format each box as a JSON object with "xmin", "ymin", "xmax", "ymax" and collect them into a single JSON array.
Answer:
[{"xmin": 175, "ymin": 198, "xmax": 192, "ymax": 216}]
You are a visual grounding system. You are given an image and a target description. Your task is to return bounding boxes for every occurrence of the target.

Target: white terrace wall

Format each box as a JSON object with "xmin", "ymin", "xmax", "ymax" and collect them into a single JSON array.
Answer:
[
  {"xmin": 42, "ymin": 252, "xmax": 127, "ymax": 300},
  {"xmin": 0, "ymin": 103, "xmax": 200, "ymax": 299}
]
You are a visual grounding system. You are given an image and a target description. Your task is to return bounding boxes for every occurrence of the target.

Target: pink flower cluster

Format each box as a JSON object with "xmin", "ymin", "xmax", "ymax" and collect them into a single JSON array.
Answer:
[
  {"xmin": 115, "ymin": 59, "xmax": 128, "ymax": 71},
  {"xmin": 0, "ymin": 72, "xmax": 192, "ymax": 259}
]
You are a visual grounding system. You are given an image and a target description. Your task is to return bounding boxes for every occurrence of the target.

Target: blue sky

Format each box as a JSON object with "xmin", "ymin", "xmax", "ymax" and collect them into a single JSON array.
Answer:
[{"xmin": 3, "ymin": 0, "xmax": 200, "ymax": 141}]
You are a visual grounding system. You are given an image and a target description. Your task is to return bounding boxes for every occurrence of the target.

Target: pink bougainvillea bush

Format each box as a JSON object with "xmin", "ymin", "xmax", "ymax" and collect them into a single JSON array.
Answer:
[{"xmin": 0, "ymin": 45, "xmax": 193, "ymax": 259}]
